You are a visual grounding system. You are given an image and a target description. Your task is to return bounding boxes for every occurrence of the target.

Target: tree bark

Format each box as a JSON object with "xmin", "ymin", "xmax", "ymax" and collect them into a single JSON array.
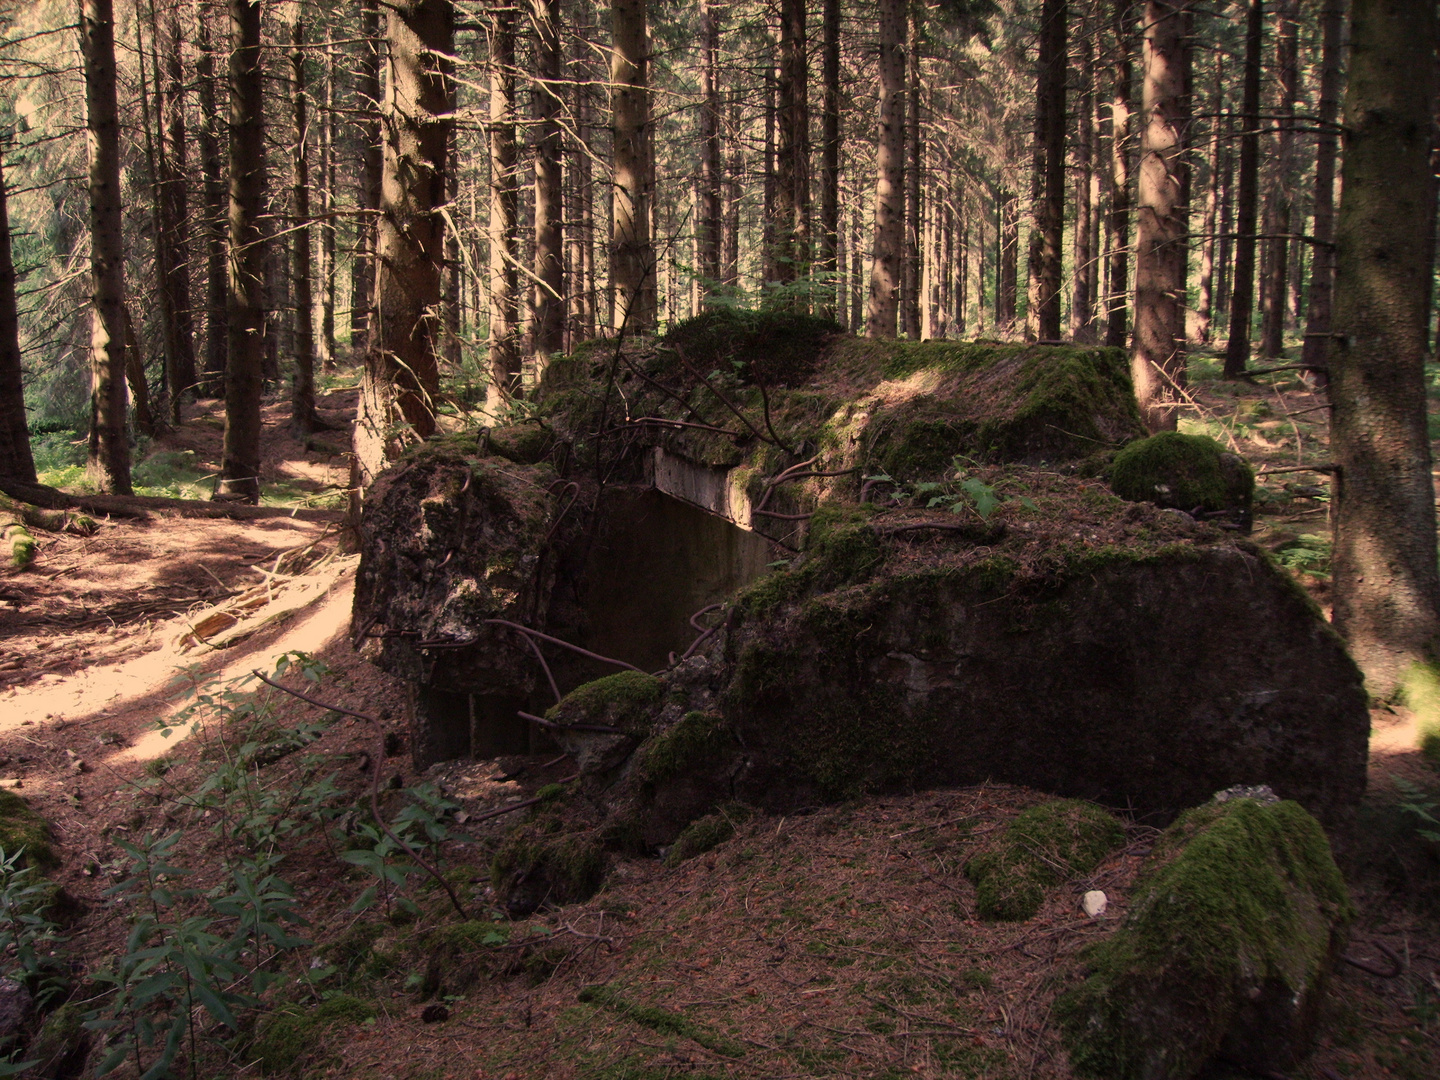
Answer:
[
  {"xmin": 1072, "ymin": 22, "xmax": 1096, "ymax": 343},
  {"xmin": 1028, "ymin": 0, "xmax": 1067, "ymax": 342},
  {"xmin": 0, "ymin": 150, "xmax": 34, "ymax": 484},
  {"xmin": 1193, "ymin": 56, "xmax": 1223, "ymax": 345},
  {"xmin": 867, "ymin": 0, "xmax": 906, "ymax": 339},
  {"xmin": 320, "ymin": 44, "xmax": 337, "ymax": 368},
  {"xmin": 1329, "ymin": 0, "xmax": 1440, "ymax": 696},
  {"xmin": 1105, "ymin": 0, "xmax": 1133, "ymax": 348},
  {"xmin": 487, "ymin": 6, "xmax": 520, "ymax": 401},
  {"xmin": 697, "ymin": 0, "xmax": 722, "ymax": 299},
  {"xmin": 157, "ymin": 6, "xmax": 196, "ymax": 416},
  {"xmin": 290, "ymin": 9, "xmax": 320, "ymax": 432},
  {"xmin": 902, "ymin": 12, "xmax": 922, "ymax": 336},
  {"xmin": 1223, "ymin": 0, "xmax": 1263, "ymax": 377},
  {"xmin": 775, "ymin": 0, "xmax": 810, "ymax": 289},
  {"xmin": 355, "ymin": 0, "xmax": 452, "ymax": 493},
  {"xmin": 819, "ymin": 0, "xmax": 840, "ymax": 316},
  {"xmin": 1131, "ymin": 0, "xmax": 1190, "ymax": 432},
  {"xmin": 219, "ymin": 0, "xmax": 265, "ymax": 503},
  {"xmin": 1301, "ymin": 0, "xmax": 1343, "ymax": 379},
  {"xmin": 351, "ymin": 0, "xmax": 383, "ymax": 358},
  {"xmin": 1259, "ymin": 0, "xmax": 1297, "ymax": 358},
  {"xmin": 80, "ymin": 0, "xmax": 131, "ymax": 495},
  {"xmin": 611, "ymin": 0, "xmax": 655, "ymax": 332},
  {"xmin": 532, "ymin": 0, "xmax": 564, "ymax": 361},
  {"xmin": 195, "ymin": 12, "xmax": 227, "ymax": 397}
]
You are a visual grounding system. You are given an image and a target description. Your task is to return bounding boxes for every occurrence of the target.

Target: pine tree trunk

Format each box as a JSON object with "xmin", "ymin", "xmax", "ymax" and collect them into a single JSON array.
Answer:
[
  {"xmin": 1223, "ymin": 0, "xmax": 1263, "ymax": 377},
  {"xmin": 775, "ymin": 0, "xmax": 809, "ymax": 289},
  {"xmin": 570, "ymin": 0, "xmax": 594, "ymax": 341},
  {"xmin": 698, "ymin": 0, "xmax": 722, "ymax": 297},
  {"xmin": 1301, "ymin": 0, "xmax": 1343, "ymax": 378},
  {"xmin": 901, "ymin": 13, "xmax": 922, "ymax": 337},
  {"xmin": 487, "ymin": 7, "xmax": 520, "ymax": 399},
  {"xmin": 355, "ymin": 0, "xmax": 452, "ymax": 493},
  {"xmin": 290, "ymin": 10, "xmax": 319, "ymax": 432},
  {"xmin": 1072, "ymin": 23, "xmax": 1095, "ymax": 343},
  {"xmin": 820, "ymin": 0, "xmax": 840, "ymax": 317},
  {"xmin": 532, "ymin": 0, "xmax": 564, "ymax": 360},
  {"xmin": 1329, "ymin": 0, "xmax": 1440, "ymax": 696},
  {"xmin": 725, "ymin": 98, "xmax": 742, "ymax": 287},
  {"xmin": 1259, "ymin": 0, "xmax": 1297, "ymax": 358},
  {"xmin": 351, "ymin": 0, "xmax": 383, "ymax": 357},
  {"xmin": 1131, "ymin": 0, "xmax": 1190, "ymax": 432},
  {"xmin": 1029, "ymin": 0, "xmax": 1067, "ymax": 342},
  {"xmin": 0, "ymin": 149, "xmax": 34, "ymax": 484},
  {"xmin": 1193, "ymin": 57, "xmax": 1223, "ymax": 345},
  {"xmin": 157, "ymin": 8, "xmax": 196, "ymax": 414},
  {"xmin": 196, "ymin": 13, "xmax": 227, "ymax": 397},
  {"xmin": 81, "ymin": 0, "xmax": 131, "ymax": 495},
  {"xmin": 866, "ymin": 0, "xmax": 906, "ymax": 338},
  {"xmin": 1105, "ymin": 0, "xmax": 1133, "ymax": 348},
  {"xmin": 999, "ymin": 194, "xmax": 1019, "ymax": 332},
  {"xmin": 219, "ymin": 0, "xmax": 265, "ymax": 502},
  {"xmin": 611, "ymin": 0, "xmax": 655, "ymax": 332},
  {"xmin": 320, "ymin": 45, "xmax": 337, "ymax": 369}
]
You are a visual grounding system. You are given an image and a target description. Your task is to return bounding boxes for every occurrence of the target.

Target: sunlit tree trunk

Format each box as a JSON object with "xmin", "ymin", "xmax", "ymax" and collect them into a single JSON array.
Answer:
[
  {"xmin": 320, "ymin": 45, "xmax": 337, "ymax": 368},
  {"xmin": 158, "ymin": 7, "xmax": 196, "ymax": 414},
  {"xmin": 819, "ymin": 0, "xmax": 840, "ymax": 318},
  {"xmin": 867, "ymin": 0, "xmax": 905, "ymax": 338},
  {"xmin": 1131, "ymin": 0, "xmax": 1190, "ymax": 432},
  {"xmin": 81, "ymin": 0, "xmax": 131, "ymax": 495},
  {"xmin": 1259, "ymin": 0, "xmax": 1297, "ymax": 359},
  {"xmin": 902, "ymin": 12, "xmax": 921, "ymax": 336},
  {"xmin": 611, "ymin": 0, "xmax": 655, "ymax": 332},
  {"xmin": 1330, "ymin": 0, "xmax": 1440, "ymax": 697},
  {"xmin": 1223, "ymin": 0, "xmax": 1262, "ymax": 377},
  {"xmin": 355, "ymin": 0, "xmax": 452, "ymax": 493},
  {"xmin": 775, "ymin": 0, "xmax": 809, "ymax": 290},
  {"xmin": 532, "ymin": 0, "xmax": 564, "ymax": 361},
  {"xmin": 1072, "ymin": 22, "xmax": 1096, "ymax": 343},
  {"xmin": 1193, "ymin": 57, "xmax": 1223, "ymax": 345},
  {"xmin": 697, "ymin": 0, "xmax": 722, "ymax": 298}
]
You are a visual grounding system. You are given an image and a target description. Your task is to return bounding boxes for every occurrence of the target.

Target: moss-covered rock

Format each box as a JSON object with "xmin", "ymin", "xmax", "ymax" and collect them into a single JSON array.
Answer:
[
  {"xmin": 1056, "ymin": 798, "xmax": 1353, "ymax": 1080},
  {"xmin": 1109, "ymin": 431, "xmax": 1254, "ymax": 529},
  {"xmin": 0, "ymin": 791, "xmax": 55, "ymax": 869},
  {"xmin": 491, "ymin": 818, "xmax": 606, "ymax": 919},
  {"xmin": 663, "ymin": 804, "xmax": 754, "ymax": 867},
  {"xmin": 659, "ymin": 308, "xmax": 843, "ymax": 388},
  {"xmin": 965, "ymin": 800, "xmax": 1125, "ymax": 921},
  {"xmin": 250, "ymin": 994, "xmax": 377, "ymax": 1076},
  {"xmin": 546, "ymin": 671, "xmax": 663, "ymax": 736},
  {"xmin": 29, "ymin": 1000, "xmax": 89, "ymax": 1079}
]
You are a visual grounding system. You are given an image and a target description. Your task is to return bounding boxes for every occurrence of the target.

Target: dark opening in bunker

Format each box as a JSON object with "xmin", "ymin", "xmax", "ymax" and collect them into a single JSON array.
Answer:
[{"xmin": 410, "ymin": 487, "xmax": 778, "ymax": 765}]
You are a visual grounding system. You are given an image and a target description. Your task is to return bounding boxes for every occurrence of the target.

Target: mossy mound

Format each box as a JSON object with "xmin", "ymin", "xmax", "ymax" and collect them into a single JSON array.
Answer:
[
  {"xmin": 659, "ymin": 308, "xmax": 843, "ymax": 388},
  {"xmin": 1109, "ymin": 431, "xmax": 1254, "ymax": 527},
  {"xmin": 491, "ymin": 817, "xmax": 606, "ymax": 919},
  {"xmin": 414, "ymin": 920, "xmax": 513, "ymax": 996},
  {"xmin": 965, "ymin": 799, "xmax": 1125, "ymax": 921},
  {"xmin": 0, "ymin": 790, "xmax": 55, "ymax": 869},
  {"xmin": 250, "ymin": 994, "xmax": 377, "ymax": 1076},
  {"xmin": 546, "ymin": 671, "xmax": 664, "ymax": 737},
  {"xmin": 663, "ymin": 804, "xmax": 754, "ymax": 868},
  {"xmin": 641, "ymin": 711, "xmax": 733, "ymax": 786},
  {"xmin": 1056, "ymin": 798, "xmax": 1353, "ymax": 1080}
]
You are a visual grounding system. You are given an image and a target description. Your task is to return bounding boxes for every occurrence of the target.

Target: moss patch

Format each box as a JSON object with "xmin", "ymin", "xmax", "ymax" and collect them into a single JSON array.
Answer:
[
  {"xmin": 663, "ymin": 804, "xmax": 754, "ymax": 867},
  {"xmin": 1056, "ymin": 798, "xmax": 1353, "ymax": 1080},
  {"xmin": 965, "ymin": 799, "xmax": 1124, "ymax": 921},
  {"xmin": 1401, "ymin": 661, "xmax": 1440, "ymax": 767},
  {"xmin": 250, "ymin": 994, "xmax": 377, "ymax": 1075},
  {"xmin": 546, "ymin": 671, "xmax": 664, "ymax": 737},
  {"xmin": 1109, "ymin": 431, "xmax": 1254, "ymax": 519},
  {"xmin": 643, "ymin": 711, "xmax": 732, "ymax": 786},
  {"xmin": 0, "ymin": 790, "xmax": 55, "ymax": 868},
  {"xmin": 578, "ymin": 983, "xmax": 746, "ymax": 1058},
  {"xmin": 491, "ymin": 819, "xmax": 606, "ymax": 918},
  {"xmin": 658, "ymin": 308, "xmax": 843, "ymax": 388}
]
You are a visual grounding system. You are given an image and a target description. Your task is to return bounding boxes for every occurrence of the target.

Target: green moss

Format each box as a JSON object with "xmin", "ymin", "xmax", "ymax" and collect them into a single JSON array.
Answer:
[
  {"xmin": 1056, "ymin": 798, "xmax": 1353, "ymax": 1080},
  {"xmin": 643, "ymin": 711, "xmax": 732, "ymax": 785},
  {"xmin": 578, "ymin": 983, "xmax": 746, "ymax": 1058},
  {"xmin": 873, "ymin": 417, "xmax": 977, "ymax": 480},
  {"xmin": 29, "ymin": 1002, "xmax": 88, "ymax": 1077},
  {"xmin": 1109, "ymin": 431, "xmax": 1254, "ymax": 515},
  {"xmin": 0, "ymin": 790, "xmax": 55, "ymax": 868},
  {"xmin": 546, "ymin": 671, "xmax": 664, "ymax": 736},
  {"xmin": 965, "ymin": 799, "xmax": 1124, "ymax": 921},
  {"xmin": 1401, "ymin": 662, "xmax": 1440, "ymax": 767},
  {"xmin": 663, "ymin": 804, "xmax": 755, "ymax": 867},
  {"xmin": 659, "ymin": 308, "xmax": 842, "ymax": 387},
  {"xmin": 5, "ymin": 524, "xmax": 35, "ymax": 569},
  {"xmin": 251, "ymin": 994, "xmax": 377, "ymax": 1075},
  {"xmin": 491, "ymin": 822, "xmax": 606, "ymax": 910},
  {"xmin": 426, "ymin": 919, "xmax": 511, "ymax": 951},
  {"xmin": 484, "ymin": 423, "xmax": 556, "ymax": 465}
]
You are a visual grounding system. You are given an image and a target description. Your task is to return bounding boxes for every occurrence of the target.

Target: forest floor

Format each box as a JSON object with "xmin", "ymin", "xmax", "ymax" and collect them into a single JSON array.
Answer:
[{"xmin": 0, "ymin": 355, "xmax": 1436, "ymax": 1080}]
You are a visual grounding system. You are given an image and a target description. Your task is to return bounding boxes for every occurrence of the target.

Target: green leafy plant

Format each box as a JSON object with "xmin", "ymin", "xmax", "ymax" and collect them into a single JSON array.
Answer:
[
  {"xmin": 0, "ymin": 845, "xmax": 67, "ymax": 1007},
  {"xmin": 1394, "ymin": 777, "xmax": 1440, "ymax": 843}
]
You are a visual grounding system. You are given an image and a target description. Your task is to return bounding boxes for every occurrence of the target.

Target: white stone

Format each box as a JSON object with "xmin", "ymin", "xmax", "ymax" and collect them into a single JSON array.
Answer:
[{"xmin": 1081, "ymin": 890, "xmax": 1108, "ymax": 917}]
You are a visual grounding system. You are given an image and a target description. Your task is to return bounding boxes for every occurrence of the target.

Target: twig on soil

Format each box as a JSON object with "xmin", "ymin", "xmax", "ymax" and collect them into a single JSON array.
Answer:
[
  {"xmin": 1255, "ymin": 463, "xmax": 1338, "ymax": 476},
  {"xmin": 250, "ymin": 670, "xmax": 470, "ymax": 920},
  {"xmin": 1340, "ymin": 940, "xmax": 1404, "ymax": 978}
]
